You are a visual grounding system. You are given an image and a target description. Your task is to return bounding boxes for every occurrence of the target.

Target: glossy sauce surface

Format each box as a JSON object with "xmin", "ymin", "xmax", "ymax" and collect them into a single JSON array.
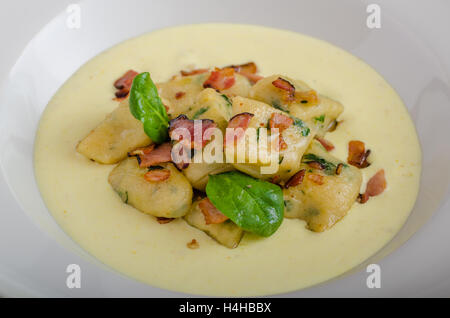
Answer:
[{"xmin": 34, "ymin": 24, "xmax": 421, "ymax": 296}]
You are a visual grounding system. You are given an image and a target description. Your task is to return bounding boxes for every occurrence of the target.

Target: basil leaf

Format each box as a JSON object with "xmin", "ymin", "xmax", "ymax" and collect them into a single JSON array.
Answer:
[
  {"xmin": 129, "ymin": 72, "xmax": 169, "ymax": 144},
  {"xmin": 206, "ymin": 171, "xmax": 284, "ymax": 237}
]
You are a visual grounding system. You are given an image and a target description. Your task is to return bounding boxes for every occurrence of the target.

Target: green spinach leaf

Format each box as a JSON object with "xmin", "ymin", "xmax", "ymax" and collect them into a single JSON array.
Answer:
[
  {"xmin": 206, "ymin": 171, "xmax": 284, "ymax": 237},
  {"xmin": 129, "ymin": 72, "xmax": 169, "ymax": 144}
]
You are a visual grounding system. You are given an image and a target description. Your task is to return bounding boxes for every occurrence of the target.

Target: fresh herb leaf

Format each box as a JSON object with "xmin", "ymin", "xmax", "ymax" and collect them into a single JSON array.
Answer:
[
  {"xmin": 129, "ymin": 72, "xmax": 169, "ymax": 144},
  {"xmin": 272, "ymin": 101, "xmax": 289, "ymax": 113},
  {"xmin": 314, "ymin": 114, "xmax": 325, "ymax": 123},
  {"xmin": 192, "ymin": 107, "xmax": 209, "ymax": 119},
  {"xmin": 293, "ymin": 118, "xmax": 310, "ymax": 136},
  {"xmin": 221, "ymin": 94, "xmax": 232, "ymax": 107},
  {"xmin": 206, "ymin": 171, "xmax": 284, "ymax": 237},
  {"xmin": 303, "ymin": 153, "xmax": 337, "ymax": 175}
]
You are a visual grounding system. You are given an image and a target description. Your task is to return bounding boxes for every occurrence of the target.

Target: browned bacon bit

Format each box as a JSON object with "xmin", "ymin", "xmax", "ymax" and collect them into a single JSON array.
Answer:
[
  {"xmin": 180, "ymin": 69, "xmax": 209, "ymax": 76},
  {"xmin": 144, "ymin": 168, "xmax": 171, "ymax": 182},
  {"xmin": 335, "ymin": 163, "xmax": 344, "ymax": 175},
  {"xmin": 327, "ymin": 120, "xmax": 340, "ymax": 132},
  {"xmin": 113, "ymin": 70, "xmax": 138, "ymax": 99},
  {"xmin": 366, "ymin": 169, "xmax": 387, "ymax": 197},
  {"xmin": 227, "ymin": 62, "xmax": 258, "ymax": 74},
  {"xmin": 198, "ymin": 198, "xmax": 229, "ymax": 225},
  {"xmin": 285, "ymin": 169, "xmax": 306, "ymax": 189},
  {"xmin": 175, "ymin": 91, "xmax": 186, "ymax": 99},
  {"xmin": 278, "ymin": 137, "xmax": 288, "ymax": 151},
  {"xmin": 315, "ymin": 136, "xmax": 335, "ymax": 151},
  {"xmin": 269, "ymin": 113, "xmax": 294, "ymax": 133},
  {"xmin": 272, "ymin": 77, "xmax": 295, "ymax": 94},
  {"xmin": 203, "ymin": 68, "xmax": 236, "ymax": 91},
  {"xmin": 308, "ymin": 161, "xmax": 324, "ymax": 170},
  {"xmin": 307, "ymin": 173, "xmax": 324, "ymax": 185},
  {"xmin": 129, "ymin": 143, "xmax": 172, "ymax": 168},
  {"xmin": 225, "ymin": 112, "xmax": 254, "ymax": 145},
  {"xmin": 357, "ymin": 169, "xmax": 387, "ymax": 204},
  {"xmin": 348, "ymin": 140, "xmax": 371, "ymax": 168},
  {"xmin": 187, "ymin": 239, "xmax": 199, "ymax": 249},
  {"xmin": 270, "ymin": 175, "xmax": 281, "ymax": 185},
  {"xmin": 169, "ymin": 115, "xmax": 217, "ymax": 149},
  {"xmin": 226, "ymin": 62, "xmax": 263, "ymax": 84},
  {"xmin": 357, "ymin": 192, "xmax": 369, "ymax": 204},
  {"xmin": 156, "ymin": 217, "xmax": 174, "ymax": 224}
]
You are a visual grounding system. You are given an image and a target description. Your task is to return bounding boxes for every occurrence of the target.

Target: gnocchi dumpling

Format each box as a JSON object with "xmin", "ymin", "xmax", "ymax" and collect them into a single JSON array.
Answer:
[
  {"xmin": 229, "ymin": 96, "xmax": 316, "ymax": 181},
  {"xmin": 283, "ymin": 140, "xmax": 362, "ymax": 232},
  {"xmin": 108, "ymin": 158, "xmax": 193, "ymax": 218},
  {"xmin": 76, "ymin": 100, "xmax": 151, "ymax": 164},
  {"xmin": 184, "ymin": 199, "xmax": 244, "ymax": 248},
  {"xmin": 250, "ymin": 75, "xmax": 343, "ymax": 136}
]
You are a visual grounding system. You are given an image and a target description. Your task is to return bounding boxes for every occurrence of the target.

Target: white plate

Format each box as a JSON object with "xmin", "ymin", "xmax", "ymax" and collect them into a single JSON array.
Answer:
[{"xmin": 0, "ymin": 0, "xmax": 449, "ymax": 297}]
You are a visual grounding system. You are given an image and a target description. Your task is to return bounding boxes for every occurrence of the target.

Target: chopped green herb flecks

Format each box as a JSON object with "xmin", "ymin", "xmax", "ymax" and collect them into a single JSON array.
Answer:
[
  {"xmin": 303, "ymin": 153, "xmax": 338, "ymax": 175},
  {"xmin": 221, "ymin": 94, "xmax": 232, "ymax": 107},
  {"xmin": 192, "ymin": 107, "xmax": 209, "ymax": 119},
  {"xmin": 314, "ymin": 114, "xmax": 325, "ymax": 123},
  {"xmin": 293, "ymin": 118, "xmax": 311, "ymax": 136},
  {"xmin": 272, "ymin": 101, "xmax": 289, "ymax": 113}
]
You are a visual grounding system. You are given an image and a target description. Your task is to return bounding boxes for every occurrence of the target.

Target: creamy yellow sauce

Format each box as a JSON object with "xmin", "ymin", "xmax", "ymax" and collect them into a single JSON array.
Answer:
[{"xmin": 34, "ymin": 24, "xmax": 421, "ymax": 296}]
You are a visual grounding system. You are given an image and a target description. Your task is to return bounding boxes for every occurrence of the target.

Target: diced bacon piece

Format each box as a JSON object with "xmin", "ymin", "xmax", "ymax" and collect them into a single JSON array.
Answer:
[
  {"xmin": 358, "ymin": 169, "xmax": 387, "ymax": 204},
  {"xmin": 227, "ymin": 62, "xmax": 258, "ymax": 74},
  {"xmin": 187, "ymin": 239, "xmax": 199, "ymax": 249},
  {"xmin": 113, "ymin": 70, "xmax": 138, "ymax": 99},
  {"xmin": 144, "ymin": 168, "xmax": 171, "ymax": 182},
  {"xmin": 315, "ymin": 136, "xmax": 335, "ymax": 151},
  {"xmin": 180, "ymin": 69, "xmax": 209, "ymax": 76},
  {"xmin": 285, "ymin": 169, "xmax": 306, "ymax": 188},
  {"xmin": 227, "ymin": 112, "xmax": 254, "ymax": 130},
  {"xmin": 198, "ymin": 198, "xmax": 229, "ymax": 225},
  {"xmin": 226, "ymin": 62, "xmax": 262, "ymax": 84},
  {"xmin": 269, "ymin": 113, "xmax": 294, "ymax": 133},
  {"xmin": 175, "ymin": 91, "xmax": 186, "ymax": 99},
  {"xmin": 203, "ymin": 68, "xmax": 236, "ymax": 91},
  {"xmin": 348, "ymin": 140, "xmax": 371, "ymax": 168},
  {"xmin": 272, "ymin": 77, "xmax": 295, "ymax": 93},
  {"xmin": 156, "ymin": 217, "xmax": 174, "ymax": 224},
  {"xmin": 129, "ymin": 143, "xmax": 172, "ymax": 168},
  {"xmin": 335, "ymin": 163, "xmax": 344, "ymax": 175},
  {"xmin": 307, "ymin": 161, "xmax": 324, "ymax": 170},
  {"xmin": 225, "ymin": 112, "xmax": 254, "ymax": 146},
  {"xmin": 365, "ymin": 169, "xmax": 387, "ymax": 197},
  {"xmin": 307, "ymin": 173, "xmax": 324, "ymax": 185},
  {"xmin": 169, "ymin": 115, "xmax": 217, "ymax": 149}
]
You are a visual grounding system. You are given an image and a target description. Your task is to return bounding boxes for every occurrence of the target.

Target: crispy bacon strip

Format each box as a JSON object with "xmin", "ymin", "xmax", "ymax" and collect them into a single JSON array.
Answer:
[
  {"xmin": 180, "ymin": 69, "xmax": 209, "ymax": 76},
  {"xmin": 225, "ymin": 112, "xmax": 254, "ymax": 145},
  {"xmin": 198, "ymin": 198, "xmax": 229, "ymax": 225},
  {"xmin": 269, "ymin": 113, "xmax": 294, "ymax": 133},
  {"xmin": 113, "ymin": 70, "xmax": 138, "ymax": 99},
  {"xmin": 272, "ymin": 77, "xmax": 295, "ymax": 94},
  {"xmin": 144, "ymin": 168, "xmax": 171, "ymax": 182},
  {"xmin": 307, "ymin": 162, "xmax": 324, "ymax": 170},
  {"xmin": 335, "ymin": 163, "xmax": 344, "ymax": 175},
  {"xmin": 129, "ymin": 143, "xmax": 172, "ymax": 168},
  {"xmin": 348, "ymin": 140, "xmax": 371, "ymax": 168},
  {"xmin": 226, "ymin": 62, "xmax": 263, "ymax": 83},
  {"xmin": 307, "ymin": 173, "xmax": 324, "ymax": 185},
  {"xmin": 285, "ymin": 169, "xmax": 306, "ymax": 188},
  {"xmin": 203, "ymin": 68, "xmax": 236, "ymax": 91},
  {"xmin": 156, "ymin": 217, "xmax": 174, "ymax": 224},
  {"xmin": 169, "ymin": 115, "xmax": 217, "ymax": 149},
  {"xmin": 365, "ymin": 169, "xmax": 387, "ymax": 197},
  {"xmin": 358, "ymin": 169, "xmax": 387, "ymax": 204},
  {"xmin": 315, "ymin": 136, "xmax": 335, "ymax": 151}
]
